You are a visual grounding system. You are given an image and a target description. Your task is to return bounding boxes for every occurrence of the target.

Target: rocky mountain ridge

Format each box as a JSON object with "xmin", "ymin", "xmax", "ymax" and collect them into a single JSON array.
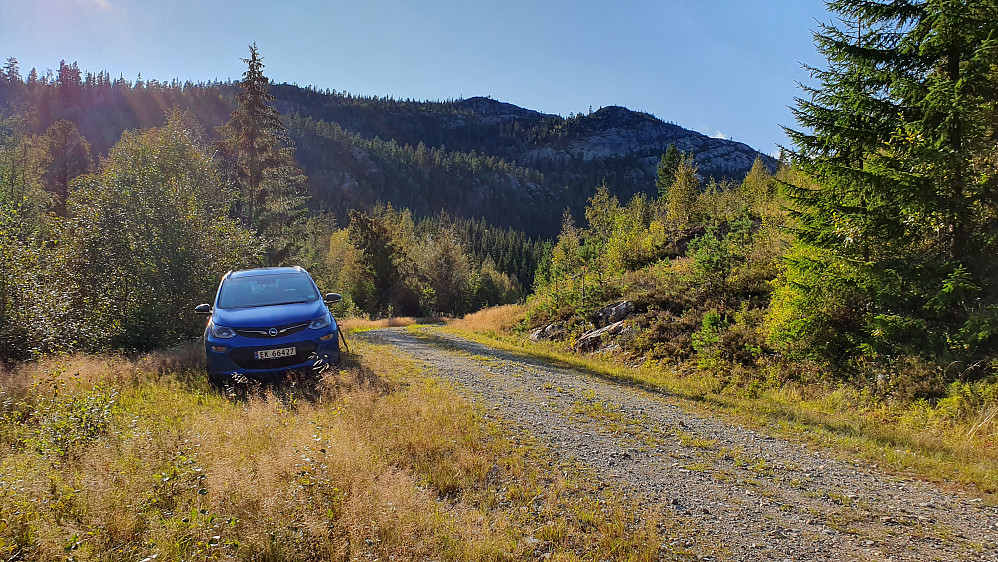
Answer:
[
  {"xmin": 271, "ymin": 89, "xmax": 781, "ymax": 237},
  {"xmin": 436, "ymin": 96, "xmax": 776, "ymax": 175},
  {"xmin": 518, "ymin": 104, "xmax": 772, "ymax": 175}
]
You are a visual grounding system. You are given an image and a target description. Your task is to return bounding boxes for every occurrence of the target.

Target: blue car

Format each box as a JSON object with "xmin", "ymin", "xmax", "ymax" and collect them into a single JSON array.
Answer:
[{"xmin": 195, "ymin": 266, "xmax": 341, "ymax": 384}]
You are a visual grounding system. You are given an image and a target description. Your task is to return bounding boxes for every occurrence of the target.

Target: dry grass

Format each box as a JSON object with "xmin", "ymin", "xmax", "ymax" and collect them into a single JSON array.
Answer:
[
  {"xmin": 448, "ymin": 304, "xmax": 526, "ymax": 334},
  {"xmin": 0, "ymin": 342, "xmax": 206, "ymax": 398},
  {"xmin": 0, "ymin": 339, "xmax": 670, "ymax": 560},
  {"xmin": 338, "ymin": 316, "xmax": 445, "ymax": 332}
]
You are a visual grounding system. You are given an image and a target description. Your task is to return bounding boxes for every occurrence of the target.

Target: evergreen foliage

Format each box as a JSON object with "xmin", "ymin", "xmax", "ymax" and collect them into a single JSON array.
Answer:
[
  {"xmin": 528, "ymin": 153, "xmax": 786, "ymax": 372},
  {"xmin": 346, "ymin": 206, "xmax": 421, "ymax": 317},
  {"xmin": 450, "ymin": 216, "xmax": 544, "ymax": 290},
  {"xmin": 665, "ymin": 153, "xmax": 700, "ymax": 225},
  {"xmin": 216, "ymin": 44, "xmax": 308, "ymax": 264},
  {"xmin": 2, "ymin": 57, "xmax": 20, "ymax": 83},
  {"xmin": 70, "ymin": 110, "xmax": 258, "ymax": 349},
  {"xmin": 0, "ymin": 108, "xmax": 57, "ymax": 356},
  {"xmin": 42, "ymin": 119, "xmax": 91, "ymax": 217},
  {"xmin": 420, "ymin": 221, "xmax": 473, "ymax": 315},
  {"xmin": 340, "ymin": 207, "xmax": 526, "ymax": 318},
  {"xmin": 0, "ymin": 108, "xmax": 258, "ymax": 357},
  {"xmin": 656, "ymin": 142, "xmax": 681, "ymax": 199},
  {"xmin": 775, "ymin": 0, "xmax": 998, "ymax": 368},
  {"xmin": 739, "ymin": 156, "xmax": 774, "ymax": 208},
  {"xmin": 0, "ymin": 63, "xmax": 770, "ymax": 239}
]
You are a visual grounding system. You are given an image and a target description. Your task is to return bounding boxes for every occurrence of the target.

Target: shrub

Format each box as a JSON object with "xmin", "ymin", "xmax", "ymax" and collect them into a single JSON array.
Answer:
[
  {"xmin": 692, "ymin": 309, "xmax": 726, "ymax": 355},
  {"xmin": 719, "ymin": 320, "xmax": 768, "ymax": 365}
]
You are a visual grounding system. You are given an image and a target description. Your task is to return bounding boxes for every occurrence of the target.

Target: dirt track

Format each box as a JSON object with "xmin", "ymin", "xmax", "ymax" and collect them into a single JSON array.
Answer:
[{"xmin": 357, "ymin": 327, "xmax": 998, "ymax": 561}]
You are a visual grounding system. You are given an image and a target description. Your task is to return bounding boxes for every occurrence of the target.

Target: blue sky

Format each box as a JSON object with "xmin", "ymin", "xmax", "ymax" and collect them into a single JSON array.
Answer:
[{"xmin": 0, "ymin": 0, "xmax": 829, "ymax": 155}]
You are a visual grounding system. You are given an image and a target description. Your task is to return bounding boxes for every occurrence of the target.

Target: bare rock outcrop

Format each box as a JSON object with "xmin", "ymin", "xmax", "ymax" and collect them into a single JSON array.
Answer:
[
  {"xmin": 590, "ymin": 301, "xmax": 635, "ymax": 328},
  {"xmin": 528, "ymin": 322, "xmax": 566, "ymax": 342},
  {"xmin": 574, "ymin": 320, "xmax": 630, "ymax": 353}
]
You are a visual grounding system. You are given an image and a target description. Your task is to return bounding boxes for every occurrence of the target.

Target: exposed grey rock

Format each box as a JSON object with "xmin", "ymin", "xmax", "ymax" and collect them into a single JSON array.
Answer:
[
  {"xmin": 591, "ymin": 301, "xmax": 635, "ymax": 328},
  {"xmin": 453, "ymin": 96, "xmax": 549, "ymax": 125},
  {"xmin": 528, "ymin": 322, "xmax": 566, "ymax": 342},
  {"xmin": 519, "ymin": 105, "xmax": 776, "ymax": 176},
  {"xmin": 574, "ymin": 320, "xmax": 629, "ymax": 352},
  {"xmin": 484, "ymin": 464, "xmax": 501, "ymax": 484}
]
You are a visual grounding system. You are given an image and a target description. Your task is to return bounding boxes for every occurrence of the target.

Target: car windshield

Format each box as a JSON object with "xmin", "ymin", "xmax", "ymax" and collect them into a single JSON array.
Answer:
[{"xmin": 217, "ymin": 273, "xmax": 320, "ymax": 309}]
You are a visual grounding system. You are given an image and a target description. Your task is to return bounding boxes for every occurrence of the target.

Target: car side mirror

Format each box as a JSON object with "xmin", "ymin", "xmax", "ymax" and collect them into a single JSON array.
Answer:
[
  {"xmin": 194, "ymin": 303, "xmax": 212, "ymax": 315},
  {"xmin": 324, "ymin": 293, "xmax": 342, "ymax": 304}
]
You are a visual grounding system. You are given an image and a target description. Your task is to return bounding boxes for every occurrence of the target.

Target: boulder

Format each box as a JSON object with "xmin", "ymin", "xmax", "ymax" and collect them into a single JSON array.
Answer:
[
  {"xmin": 591, "ymin": 301, "xmax": 635, "ymax": 328},
  {"xmin": 528, "ymin": 322, "xmax": 566, "ymax": 342},
  {"xmin": 574, "ymin": 320, "xmax": 629, "ymax": 353}
]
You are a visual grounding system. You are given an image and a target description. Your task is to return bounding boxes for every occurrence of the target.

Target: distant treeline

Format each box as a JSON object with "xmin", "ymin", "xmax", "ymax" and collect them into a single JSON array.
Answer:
[{"xmin": 0, "ymin": 58, "xmax": 762, "ymax": 239}]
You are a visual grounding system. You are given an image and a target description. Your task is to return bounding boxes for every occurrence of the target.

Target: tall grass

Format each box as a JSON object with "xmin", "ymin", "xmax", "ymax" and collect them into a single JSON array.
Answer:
[
  {"xmin": 0, "ymin": 340, "xmax": 668, "ymax": 560},
  {"xmin": 448, "ymin": 305, "xmax": 525, "ymax": 335},
  {"xmin": 338, "ymin": 316, "xmax": 444, "ymax": 332}
]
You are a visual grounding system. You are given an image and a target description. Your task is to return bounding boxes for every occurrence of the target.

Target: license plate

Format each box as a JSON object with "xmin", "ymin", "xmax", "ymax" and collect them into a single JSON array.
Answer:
[{"xmin": 255, "ymin": 347, "xmax": 296, "ymax": 360}]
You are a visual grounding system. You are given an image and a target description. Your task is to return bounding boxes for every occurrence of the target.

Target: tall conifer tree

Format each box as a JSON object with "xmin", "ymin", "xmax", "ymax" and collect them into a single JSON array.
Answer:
[
  {"xmin": 665, "ymin": 154, "xmax": 699, "ymax": 225},
  {"xmin": 775, "ymin": 0, "xmax": 998, "ymax": 363},
  {"xmin": 217, "ymin": 43, "xmax": 308, "ymax": 264},
  {"xmin": 43, "ymin": 119, "xmax": 91, "ymax": 217},
  {"xmin": 656, "ymin": 142, "xmax": 681, "ymax": 199}
]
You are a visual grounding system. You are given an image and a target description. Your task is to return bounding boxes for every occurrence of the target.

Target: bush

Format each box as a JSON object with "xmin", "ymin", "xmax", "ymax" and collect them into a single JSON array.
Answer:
[
  {"xmin": 627, "ymin": 309, "xmax": 699, "ymax": 361},
  {"xmin": 719, "ymin": 319, "xmax": 768, "ymax": 365},
  {"xmin": 67, "ymin": 110, "xmax": 259, "ymax": 350}
]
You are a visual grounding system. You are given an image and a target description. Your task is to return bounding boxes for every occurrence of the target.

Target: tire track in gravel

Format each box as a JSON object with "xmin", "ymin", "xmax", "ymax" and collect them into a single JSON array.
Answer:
[{"xmin": 356, "ymin": 327, "xmax": 998, "ymax": 561}]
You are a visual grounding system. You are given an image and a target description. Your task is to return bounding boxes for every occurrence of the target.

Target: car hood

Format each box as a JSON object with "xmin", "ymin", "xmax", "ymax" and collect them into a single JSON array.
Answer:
[{"xmin": 212, "ymin": 300, "xmax": 327, "ymax": 328}]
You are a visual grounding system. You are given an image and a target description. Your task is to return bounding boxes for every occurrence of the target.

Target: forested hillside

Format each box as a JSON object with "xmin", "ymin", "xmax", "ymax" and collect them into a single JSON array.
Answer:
[
  {"xmin": 0, "ymin": 61, "xmax": 772, "ymax": 238},
  {"xmin": 0, "ymin": 47, "xmax": 553, "ymax": 358}
]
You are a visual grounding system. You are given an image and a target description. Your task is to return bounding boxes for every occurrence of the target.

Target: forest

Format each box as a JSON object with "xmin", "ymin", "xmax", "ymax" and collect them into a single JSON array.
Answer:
[
  {"xmin": 0, "ymin": 55, "xmax": 769, "ymax": 240},
  {"xmin": 3, "ymin": 0, "xmax": 998, "ymax": 411},
  {"xmin": 0, "ymin": 45, "xmax": 545, "ymax": 359}
]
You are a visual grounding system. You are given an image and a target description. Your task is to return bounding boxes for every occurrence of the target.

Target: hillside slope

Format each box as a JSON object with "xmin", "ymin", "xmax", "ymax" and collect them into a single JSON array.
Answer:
[{"xmin": 0, "ymin": 73, "xmax": 774, "ymax": 236}]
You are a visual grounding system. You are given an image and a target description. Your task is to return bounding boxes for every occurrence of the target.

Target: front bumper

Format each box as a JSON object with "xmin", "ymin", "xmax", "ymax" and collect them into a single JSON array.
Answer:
[{"xmin": 205, "ymin": 330, "xmax": 340, "ymax": 383}]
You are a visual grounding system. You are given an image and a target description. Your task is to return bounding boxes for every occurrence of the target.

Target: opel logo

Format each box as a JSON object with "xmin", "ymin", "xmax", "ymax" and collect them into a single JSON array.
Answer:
[{"xmin": 268, "ymin": 328, "xmax": 279, "ymax": 337}]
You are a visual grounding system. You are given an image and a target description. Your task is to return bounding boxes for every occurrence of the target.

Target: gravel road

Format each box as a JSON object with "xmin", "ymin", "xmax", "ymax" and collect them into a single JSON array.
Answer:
[{"xmin": 356, "ymin": 327, "xmax": 998, "ymax": 561}]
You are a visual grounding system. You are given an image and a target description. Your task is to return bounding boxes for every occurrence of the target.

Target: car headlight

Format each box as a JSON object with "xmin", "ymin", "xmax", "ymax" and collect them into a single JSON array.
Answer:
[
  {"xmin": 210, "ymin": 323, "xmax": 236, "ymax": 339},
  {"xmin": 309, "ymin": 312, "xmax": 331, "ymax": 330}
]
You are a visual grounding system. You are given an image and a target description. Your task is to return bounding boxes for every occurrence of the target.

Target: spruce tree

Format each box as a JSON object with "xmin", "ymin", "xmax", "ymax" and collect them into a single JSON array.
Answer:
[
  {"xmin": 217, "ymin": 43, "xmax": 308, "ymax": 264},
  {"xmin": 655, "ymin": 142, "xmax": 681, "ymax": 199},
  {"xmin": 775, "ymin": 0, "xmax": 998, "ymax": 365},
  {"xmin": 2, "ymin": 58, "xmax": 20, "ymax": 83},
  {"xmin": 43, "ymin": 120, "xmax": 91, "ymax": 217}
]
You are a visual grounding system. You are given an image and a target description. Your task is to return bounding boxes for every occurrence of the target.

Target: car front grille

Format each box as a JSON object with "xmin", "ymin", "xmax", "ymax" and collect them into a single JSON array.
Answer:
[
  {"xmin": 234, "ymin": 321, "xmax": 309, "ymax": 339},
  {"xmin": 230, "ymin": 341, "xmax": 319, "ymax": 369}
]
